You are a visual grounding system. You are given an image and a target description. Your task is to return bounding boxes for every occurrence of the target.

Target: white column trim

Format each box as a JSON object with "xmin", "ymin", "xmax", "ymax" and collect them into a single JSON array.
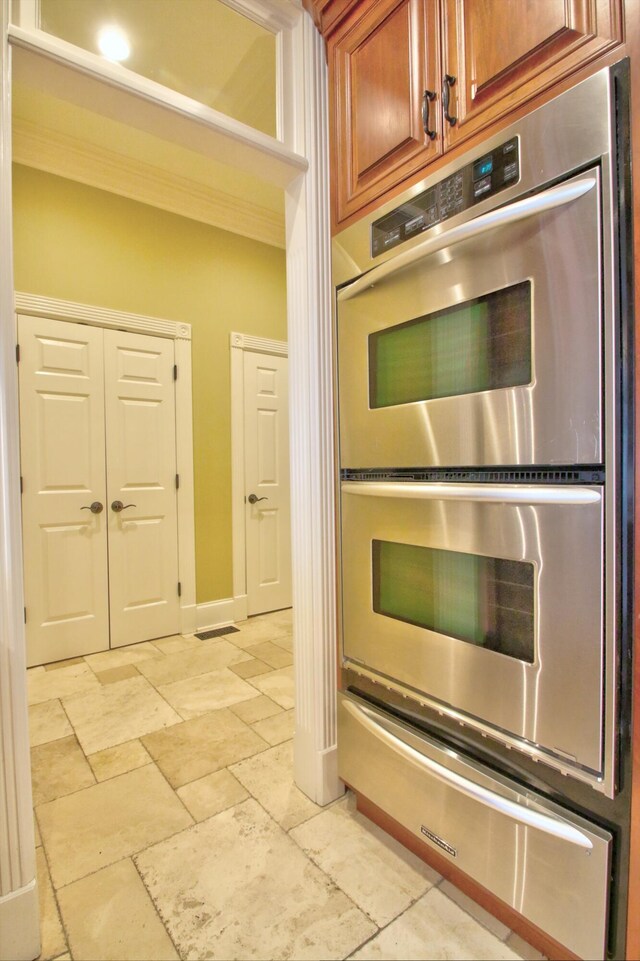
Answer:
[
  {"xmin": 0, "ymin": 0, "xmax": 40, "ymax": 956},
  {"xmin": 15, "ymin": 293, "xmax": 197, "ymax": 637},
  {"xmin": 285, "ymin": 13, "xmax": 343, "ymax": 806},
  {"xmin": 230, "ymin": 331, "xmax": 288, "ymax": 621}
]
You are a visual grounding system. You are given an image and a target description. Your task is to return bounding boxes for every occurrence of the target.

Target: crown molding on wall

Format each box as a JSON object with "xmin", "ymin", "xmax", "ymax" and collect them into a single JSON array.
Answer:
[
  {"xmin": 12, "ymin": 118, "xmax": 286, "ymax": 249},
  {"xmin": 230, "ymin": 331, "xmax": 288, "ymax": 355}
]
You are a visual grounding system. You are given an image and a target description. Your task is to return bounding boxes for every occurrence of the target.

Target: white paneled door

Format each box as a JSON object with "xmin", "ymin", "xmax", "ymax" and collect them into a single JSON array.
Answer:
[
  {"xmin": 243, "ymin": 350, "xmax": 291, "ymax": 615},
  {"xmin": 104, "ymin": 330, "xmax": 180, "ymax": 648},
  {"xmin": 19, "ymin": 316, "xmax": 180, "ymax": 666}
]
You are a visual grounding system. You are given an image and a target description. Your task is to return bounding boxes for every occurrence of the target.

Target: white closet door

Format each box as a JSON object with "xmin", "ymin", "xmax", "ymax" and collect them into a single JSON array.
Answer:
[
  {"xmin": 244, "ymin": 350, "xmax": 291, "ymax": 615},
  {"xmin": 104, "ymin": 329, "xmax": 180, "ymax": 647},
  {"xmin": 18, "ymin": 315, "xmax": 109, "ymax": 667}
]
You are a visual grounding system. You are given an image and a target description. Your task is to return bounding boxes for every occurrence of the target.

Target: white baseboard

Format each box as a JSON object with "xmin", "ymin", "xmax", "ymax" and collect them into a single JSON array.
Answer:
[
  {"xmin": 195, "ymin": 595, "xmax": 247, "ymax": 632},
  {"xmin": 0, "ymin": 880, "xmax": 40, "ymax": 961}
]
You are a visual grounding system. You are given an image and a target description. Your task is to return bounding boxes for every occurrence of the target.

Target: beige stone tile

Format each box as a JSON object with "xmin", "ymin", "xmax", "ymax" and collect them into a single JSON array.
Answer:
[
  {"xmin": 158, "ymin": 668, "xmax": 260, "ymax": 719},
  {"xmin": 141, "ymin": 709, "xmax": 268, "ymax": 788},
  {"xmin": 28, "ymin": 665, "xmax": 45, "ymax": 676},
  {"xmin": 57, "ymin": 858, "xmax": 178, "ymax": 961},
  {"xmin": 243, "ymin": 641, "xmax": 293, "ymax": 669},
  {"xmin": 230, "ymin": 740, "xmax": 321, "ymax": 831},
  {"xmin": 31, "ymin": 736, "xmax": 96, "ymax": 807},
  {"xmin": 29, "ymin": 699, "xmax": 72, "ymax": 747},
  {"xmin": 62, "ymin": 675, "xmax": 182, "ymax": 755},
  {"xmin": 272, "ymin": 633, "xmax": 294, "ymax": 653},
  {"xmin": 84, "ymin": 641, "xmax": 161, "ymax": 673},
  {"xmin": 350, "ymin": 887, "xmax": 519, "ymax": 960},
  {"xmin": 95, "ymin": 663, "xmax": 140, "ymax": 685},
  {"xmin": 35, "ymin": 847, "xmax": 67, "ymax": 961},
  {"xmin": 38, "ymin": 764, "xmax": 193, "ymax": 889},
  {"xmin": 152, "ymin": 635, "xmax": 202, "ymax": 655},
  {"xmin": 44, "ymin": 656, "xmax": 84, "ymax": 672},
  {"xmin": 230, "ymin": 658, "xmax": 272, "ymax": 679},
  {"xmin": 28, "ymin": 663, "xmax": 101, "ymax": 707},
  {"xmin": 136, "ymin": 798, "xmax": 376, "ymax": 961},
  {"xmin": 34, "ymin": 814, "xmax": 42, "ymax": 847},
  {"xmin": 252, "ymin": 709, "xmax": 295, "ymax": 745},
  {"xmin": 87, "ymin": 739, "xmax": 152, "ymax": 782},
  {"xmin": 257, "ymin": 608, "xmax": 294, "ymax": 631},
  {"xmin": 291, "ymin": 796, "xmax": 438, "ymax": 927},
  {"xmin": 177, "ymin": 769, "xmax": 249, "ymax": 821},
  {"xmin": 440, "ymin": 879, "xmax": 510, "ymax": 940},
  {"xmin": 231, "ymin": 617, "xmax": 293, "ymax": 647},
  {"xmin": 505, "ymin": 932, "xmax": 547, "ymax": 960},
  {"xmin": 230, "ymin": 693, "xmax": 283, "ymax": 724},
  {"xmin": 247, "ymin": 665, "xmax": 295, "ymax": 708},
  {"xmin": 137, "ymin": 639, "xmax": 250, "ymax": 687}
]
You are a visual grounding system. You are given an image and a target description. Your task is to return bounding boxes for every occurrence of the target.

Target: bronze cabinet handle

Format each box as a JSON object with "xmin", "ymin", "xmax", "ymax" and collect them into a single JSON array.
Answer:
[
  {"xmin": 442, "ymin": 73, "xmax": 457, "ymax": 126},
  {"xmin": 422, "ymin": 89, "xmax": 437, "ymax": 140}
]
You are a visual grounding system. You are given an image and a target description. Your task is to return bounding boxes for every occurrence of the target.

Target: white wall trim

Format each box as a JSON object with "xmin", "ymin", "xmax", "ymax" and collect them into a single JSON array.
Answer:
[
  {"xmin": 285, "ymin": 14, "xmax": 343, "ymax": 806},
  {"xmin": 8, "ymin": 25, "xmax": 308, "ymax": 188},
  {"xmin": 0, "ymin": 1, "xmax": 40, "ymax": 956},
  {"xmin": 230, "ymin": 332, "xmax": 288, "ymax": 612},
  {"xmin": 14, "ymin": 291, "xmax": 192, "ymax": 340},
  {"xmin": 15, "ymin": 293, "xmax": 197, "ymax": 638},
  {"xmin": 195, "ymin": 595, "xmax": 248, "ymax": 632},
  {"xmin": 12, "ymin": 119, "xmax": 286, "ymax": 249}
]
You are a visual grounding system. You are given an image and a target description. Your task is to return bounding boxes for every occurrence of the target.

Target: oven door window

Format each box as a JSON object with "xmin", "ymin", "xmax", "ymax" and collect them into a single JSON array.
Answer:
[
  {"xmin": 372, "ymin": 540, "xmax": 534, "ymax": 663},
  {"xmin": 369, "ymin": 281, "xmax": 531, "ymax": 408}
]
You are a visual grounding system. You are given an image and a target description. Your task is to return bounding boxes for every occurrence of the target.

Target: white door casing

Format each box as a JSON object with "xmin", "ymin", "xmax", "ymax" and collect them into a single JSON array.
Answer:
[
  {"xmin": 243, "ymin": 348, "xmax": 291, "ymax": 615},
  {"xmin": 104, "ymin": 329, "xmax": 181, "ymax": 648},
  {"xmin": 18, "ymin": 314, "xmax": 110, "ymax": 667}
]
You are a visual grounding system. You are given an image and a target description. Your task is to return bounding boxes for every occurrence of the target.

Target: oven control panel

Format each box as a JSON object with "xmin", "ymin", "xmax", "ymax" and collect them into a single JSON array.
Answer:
[{"xmin": 371, "ymin": 137, "xmax": 519, "ymax": 257}]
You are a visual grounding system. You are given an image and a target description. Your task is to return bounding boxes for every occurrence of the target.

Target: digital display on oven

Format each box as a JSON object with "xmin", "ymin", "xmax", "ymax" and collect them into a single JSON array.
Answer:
[{"xmin": 371, "ymin": 137, "xmax": 519, "ymax": 257}]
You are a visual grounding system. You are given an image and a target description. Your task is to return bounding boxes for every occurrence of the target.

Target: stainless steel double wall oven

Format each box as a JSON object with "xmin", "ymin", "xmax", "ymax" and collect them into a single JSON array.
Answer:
[{"xmin": 334, "ymin": 63, "xmax": 634, "ymax": 961}]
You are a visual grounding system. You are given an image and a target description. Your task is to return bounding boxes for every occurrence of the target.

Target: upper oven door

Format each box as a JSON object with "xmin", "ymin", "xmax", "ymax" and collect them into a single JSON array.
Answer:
[{"xmin": 337, "ymin": 169, "xmax": 603, "ymax": 469}]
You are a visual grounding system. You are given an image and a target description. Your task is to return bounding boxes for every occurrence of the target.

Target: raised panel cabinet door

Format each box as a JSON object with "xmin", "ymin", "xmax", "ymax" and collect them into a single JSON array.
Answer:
[
  {"xmin": 331, "ymin": 0, "xmax": 442, "ymax": 225},
  {"xmin": 103, "ymin": 329, "xmax": 180, "ymax": 648},
  {"xmin": 243, "ymin": 350, "xmax": 291, "ymax": 616},
  {"xmin": 18, "ymin": 315, "xmax": 109, "ymax": 667},
  {"xmin": 442, "ymin": 0, "xmax": 623, "ymax": 148}
]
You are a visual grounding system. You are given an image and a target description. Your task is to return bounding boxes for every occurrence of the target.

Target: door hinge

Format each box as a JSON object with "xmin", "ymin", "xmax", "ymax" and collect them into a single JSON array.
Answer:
[
  {"xmin": 173, "ymin": 364, "xmax": 178, "ymax": 381},
  {"xmin": 24, "ymin": 607, "xmax": 27, "ymax": 624},
  {"xmin": 16, "ymin": 344, "xmax": 20, "ymax": 364},
  {"xmin": 177, "ymin": 582, "xmax": 182, "ymax": 597},
  {"xmin": 20, "ymin": 475, "xmax": 23, "ymax": 494},
  {"xmin": 175, "ymin": 473, "xmax": 180, "ymax": 490}
]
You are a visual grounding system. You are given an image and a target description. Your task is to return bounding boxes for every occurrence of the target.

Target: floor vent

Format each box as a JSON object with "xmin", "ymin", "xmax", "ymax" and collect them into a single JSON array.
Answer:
[{"xmin": 195, "ymin": 626, "xmax": 240, "ymax": 640}]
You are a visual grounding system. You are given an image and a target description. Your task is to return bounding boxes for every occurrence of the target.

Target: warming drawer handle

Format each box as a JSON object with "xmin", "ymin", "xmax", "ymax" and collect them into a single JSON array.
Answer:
[
  {"xmin": 343, "ymin": 700, "xmax": 594, "ymax": 850},
  {"xmin": 341, "ymin": 481, "xmax": 601, "ymax": 506},
  {"xmin": 337, "ymin": 176, "xmax": 597, "ymax": 303}
]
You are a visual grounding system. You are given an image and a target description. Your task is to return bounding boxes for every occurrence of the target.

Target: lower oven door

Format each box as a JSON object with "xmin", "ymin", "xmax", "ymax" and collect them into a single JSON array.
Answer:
[
  {"xmin": 341, "ymin": 481, "xmax": 604, "ymax": 778},
  {"xmin": 338, "ymin": 693, "xmax": 612, "ymax": 961}
]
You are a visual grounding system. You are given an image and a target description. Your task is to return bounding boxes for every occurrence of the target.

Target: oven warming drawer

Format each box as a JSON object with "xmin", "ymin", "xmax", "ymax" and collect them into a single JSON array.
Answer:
[{"xmin": 338, "ymin": 693, "xmax": 612, "ymax": 960}]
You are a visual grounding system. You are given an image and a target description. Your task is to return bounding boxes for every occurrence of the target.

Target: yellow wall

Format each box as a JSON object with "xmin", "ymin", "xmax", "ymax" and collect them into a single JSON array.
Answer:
[{"xmin": 12, "ymin": 164, "xmax": 287, "ymax": 604}]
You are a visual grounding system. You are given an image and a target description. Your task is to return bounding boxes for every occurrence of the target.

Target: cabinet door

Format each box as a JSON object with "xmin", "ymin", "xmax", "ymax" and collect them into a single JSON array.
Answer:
[
  {"xmin": 442, "ymin": 0, "xmax": 622, "ymax": 148},
  {"xmin": 330, "ymin": 0, "xmax": 442, "ymax": 225}
]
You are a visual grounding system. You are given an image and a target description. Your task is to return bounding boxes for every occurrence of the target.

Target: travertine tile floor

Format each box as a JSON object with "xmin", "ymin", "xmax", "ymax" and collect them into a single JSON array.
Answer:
[{"xmin": 28, "ymin": 609, "xmax": 545, "ymax": 961}]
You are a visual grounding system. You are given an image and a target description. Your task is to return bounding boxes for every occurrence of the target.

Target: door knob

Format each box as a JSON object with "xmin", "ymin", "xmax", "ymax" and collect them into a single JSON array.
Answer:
[
  {"xmin": 247, "ymin": 493, "xmax": 268, "ymax": 504},
  {"xmin": 80, "ymin": 501, "xmax": 104, "ymax": 514},
  {"xmin": 111, "ymin": 500, "xmax": 137, "ymax": 512}
]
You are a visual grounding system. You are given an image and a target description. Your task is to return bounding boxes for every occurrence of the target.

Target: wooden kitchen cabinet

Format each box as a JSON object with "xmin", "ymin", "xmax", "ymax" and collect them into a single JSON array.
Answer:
[
  {"xmin": 330, "ymin": 0, "xmax": 442, "ymax": 224},
  {"xmin": 319, "ymin": 0, "xmax": 623, "ymax": 227}
]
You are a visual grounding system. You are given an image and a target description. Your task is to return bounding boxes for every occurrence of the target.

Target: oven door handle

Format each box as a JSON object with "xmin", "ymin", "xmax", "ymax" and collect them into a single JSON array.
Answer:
[
  {"xmin": 337, "ymin": 176, "xmax": 597, "ymax": 302},
  {"xmin": 341, "ymin": 481, "xmax": 601, "ymax": 506},
  {"xmin": 343, "ymin": 699, "xmax": 594, "ymax": 850}
]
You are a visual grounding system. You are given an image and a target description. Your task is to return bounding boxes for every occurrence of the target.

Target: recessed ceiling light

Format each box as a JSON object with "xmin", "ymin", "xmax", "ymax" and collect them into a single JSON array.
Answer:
[{"xmin": 97, "ymin": 26, "xmax": 130, "ymax": 62}]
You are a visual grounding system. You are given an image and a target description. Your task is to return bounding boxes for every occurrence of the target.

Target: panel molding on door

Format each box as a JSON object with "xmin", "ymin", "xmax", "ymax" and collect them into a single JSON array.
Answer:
[
  {"xmin": 104, "ymin": 329, "xmax": 180, "ymax": 648},
  {"xmin": 18, "ymin": 315, "xmax": 109, "ymax": 666}
]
